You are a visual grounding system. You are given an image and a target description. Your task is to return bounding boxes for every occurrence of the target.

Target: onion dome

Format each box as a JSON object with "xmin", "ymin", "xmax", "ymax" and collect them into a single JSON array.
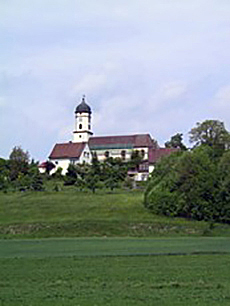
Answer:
[{"xmin": 75, "ymin": 95, "xmax": 91, "ymax": 114}]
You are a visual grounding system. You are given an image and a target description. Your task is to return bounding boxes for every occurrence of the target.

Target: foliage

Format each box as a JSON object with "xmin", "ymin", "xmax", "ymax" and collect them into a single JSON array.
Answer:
[
  {"xmin": 0, "ymin": 147, "xmax": 46, "ymax": 192},
  {"xmin": 64, "ymin": 164, "xmax": 79, "ymax": 185},
  {"xmin": 85, "ymin": 171, "xmax": 101, "ymax": 193},
  {"xmin": 189, "ymin": 120, "xmax": 230, "ymax": 152},
  {"xmin": 9, "ymin": 146, "xmax": 30, "ymax": 180},
  {"xmin": 64, "ymin": 156, "xmax": 127, "ymax": 192},
  {"xmin": 130, "ymin": 150, "xmax": 144, "ymax": 167},
  {"xmin": 165, "ymin": 133, "xmax": 187, "ymax": 150},
  {"xmin": 44, "ymin": 161, "xmax": 56, "ymax": 174},
  {"xmin": 144, "ymin": 146, "xmax": 230, "ymax": 223}
]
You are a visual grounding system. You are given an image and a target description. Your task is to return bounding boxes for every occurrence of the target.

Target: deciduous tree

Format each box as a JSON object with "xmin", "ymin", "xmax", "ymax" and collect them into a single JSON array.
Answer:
[
  {"xmin": 189, "ymin": 120, "xmax": 230, "ymax": 152},
  {"xmin": 165, "ymin": 133, "xmax": 187, "ymax": 150}
]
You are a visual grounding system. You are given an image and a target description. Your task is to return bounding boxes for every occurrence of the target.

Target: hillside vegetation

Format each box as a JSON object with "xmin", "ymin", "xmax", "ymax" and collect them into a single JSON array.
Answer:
[{"xmin": 1, "ymin": 186, "xmax": 230, "ymax": 238}]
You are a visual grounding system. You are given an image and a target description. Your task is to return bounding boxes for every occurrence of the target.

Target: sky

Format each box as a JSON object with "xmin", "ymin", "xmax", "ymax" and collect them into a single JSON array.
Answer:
[{"xmin": 1, "ymin": 0, "xmax": 230, "ymax": 161}]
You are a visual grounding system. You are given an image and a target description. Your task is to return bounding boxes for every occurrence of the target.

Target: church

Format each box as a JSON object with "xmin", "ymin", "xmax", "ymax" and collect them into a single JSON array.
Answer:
[{"xmin": 47, "ymin": 96, "xmax": 176, "ymax": 180}]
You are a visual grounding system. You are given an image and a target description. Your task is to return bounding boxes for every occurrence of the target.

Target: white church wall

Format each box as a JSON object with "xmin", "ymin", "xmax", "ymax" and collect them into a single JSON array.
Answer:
[
  {"xmin": 73, "ymin": 112, "xmax": 92, "ymax": 143},
  {"xmin": 50, "ymin": 144, "xmax": 92, "ymax": 175},
  {"xmin": 50, "ymin": 159, "xmax": 71, "ymax": 175},
  {"xmin": 148, "ymin": 164, "xmax": 155, "ymax": 174},
  {"xmin": 79, "ymin": 144, "xmax": 92, "ymax": 164},
  {"xmin": 94, "ymin": 147, "xmax": 149, "ymax": 162}
]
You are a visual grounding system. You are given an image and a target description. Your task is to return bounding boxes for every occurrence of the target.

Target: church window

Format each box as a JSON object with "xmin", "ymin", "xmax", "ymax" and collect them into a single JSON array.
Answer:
[
  {"xmin": 88, "ymin": 124, "xmax": 91, "ymax": 129},
  {"xmin": 79, "ymin": 135, "xmax": 82, "ymax": 138},
  {"xmin": 79, "ymin": 124, "xmax": 82, "ymax": 129},
  {"xmin": 104, "ymin": 151, "xmax": 109, "ymax": 158}
]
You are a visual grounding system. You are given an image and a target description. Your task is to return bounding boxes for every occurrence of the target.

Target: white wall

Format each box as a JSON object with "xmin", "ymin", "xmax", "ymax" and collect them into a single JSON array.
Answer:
[
  {"xmin": 50, "ymin": 144, "xmax": 92, "ymax": 175},
  {"xmin": 73, "ymin": 112, "xmax": 92, "ymax": 143},
  {"xmin": 94, "ymin": 147, "xmax": 149, "ymax": 162}
]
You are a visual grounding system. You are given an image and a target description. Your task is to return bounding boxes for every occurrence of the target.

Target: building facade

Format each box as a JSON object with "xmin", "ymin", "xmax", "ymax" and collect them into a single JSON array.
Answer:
[{"xmin": 48, "ymin": 97, "xmax": 176, "ymax": 179}]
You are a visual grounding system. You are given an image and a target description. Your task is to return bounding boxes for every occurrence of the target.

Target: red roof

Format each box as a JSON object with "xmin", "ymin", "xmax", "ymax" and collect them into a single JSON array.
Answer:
[
  {"xmin": 49, "ymin": 142, "xmax": 86, "ymax": 159},
  {"xmin": 38, "ymin": 161, "xmax": 47, "ymax": 168},
  {"xmin": 89, "ymin": 134, "xmax": 157, "ymax": 149},
  {"xmin": 148, "ymin": 148, "xmax": 179, "ymax": 164}
]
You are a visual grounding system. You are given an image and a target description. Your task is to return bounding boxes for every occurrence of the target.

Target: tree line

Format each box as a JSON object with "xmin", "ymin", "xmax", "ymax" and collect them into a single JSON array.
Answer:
[
  {"xmin": 0, "ymin": 147, "xmax": 144, "ymax": 193},
  {"xmin": 144, "ymin": 119, "xmax": 230, "ymax": 223},
  {"xmin": 0, "ymin": 147, "xmax": 43, "ymax": 191}
]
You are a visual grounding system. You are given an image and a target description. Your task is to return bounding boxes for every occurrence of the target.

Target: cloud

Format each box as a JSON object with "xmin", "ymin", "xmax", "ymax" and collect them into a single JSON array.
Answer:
[{"xmin": 1, "ymin": 1, "xmax": 230, "ymax": 159}]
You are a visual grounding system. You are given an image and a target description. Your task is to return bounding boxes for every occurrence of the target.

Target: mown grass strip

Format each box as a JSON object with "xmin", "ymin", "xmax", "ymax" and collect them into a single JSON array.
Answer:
[{"xmin": 1, "ymin": 237, "xmax": 230, "ymax": 259}]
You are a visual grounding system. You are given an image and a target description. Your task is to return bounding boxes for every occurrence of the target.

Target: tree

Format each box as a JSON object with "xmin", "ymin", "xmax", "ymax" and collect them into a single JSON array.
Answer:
[
  {"xmin": 165, "ymin": 133, "xmax": 187, "ymax": 150},
  {"xmin": 0, "ymin": 158, "xmax": 10, "ymax": 190},
  {"xmin": 129, "ymin": 150, "xmax": 143, "ymax": 169},
  {"xmin": 85, "ymin": 171, "xmax": 100, "ymax": 193},
  {"xmin": 144, "ymin": 147, "xmax": 223, "ymax": 221},
  {"xmin": 9, "ymin": 146, "xmax": 30, "ymax": 180},
  {"xmin": 189, "ymin": 120, "xmax": 230, "ymax": 152},
  {"xmin": 91, "ymin": 152, "xmax": 101, "ymax": 176},
  {"xmin": 64, "ymin": 164, "xmax": 79, "ymax": 185},
  {"xmin": 101, "ymin": 157, "xmax": 127, "ymax": 191},
  {"xmin": 9, "ymin": 146, "xmax": 30, "ymax": 164},
  {"xmin": 44, "ymin": 161, "xmax": 55, "ymax": 175}
]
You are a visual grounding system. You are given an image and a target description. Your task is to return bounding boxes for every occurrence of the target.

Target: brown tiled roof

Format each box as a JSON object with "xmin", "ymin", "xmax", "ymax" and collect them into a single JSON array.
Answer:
[
  {"xmin": 148, "ymin": 148, "xmax": 179, "ymax": 164},
  {"xmin": 49, "ymin": 142, "xmax": 86, "ymax": 159},
  {"xmin": 89, "ymin": 134, "xmax": 157, "ymax": 149}
]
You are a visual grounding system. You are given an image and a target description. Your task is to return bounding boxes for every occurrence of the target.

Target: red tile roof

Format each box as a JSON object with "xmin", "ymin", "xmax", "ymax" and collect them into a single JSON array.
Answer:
[
  {"xmin": 89, "ymin": 134, "xmax": 157, "ymax": 149},
  {"xmin": 148, "ymin": 148, "xmax": 179, "ymax": 164},
  {"xmin": 49, "ymin": 142, "xmax": 86, "ymax": 159}
]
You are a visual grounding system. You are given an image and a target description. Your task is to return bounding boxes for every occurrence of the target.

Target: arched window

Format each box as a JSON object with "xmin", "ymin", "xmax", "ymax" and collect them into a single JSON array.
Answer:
[
  {"xmin": 79, "ymin": 124, "xmax": 82, "ymax": 129},
  {"xmin": 104, "ymin": 151, "xmax": 109, "ymax": 158}
]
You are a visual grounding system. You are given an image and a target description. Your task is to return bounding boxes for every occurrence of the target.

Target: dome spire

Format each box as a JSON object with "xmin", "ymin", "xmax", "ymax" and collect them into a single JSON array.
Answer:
[{"xmin": 75, "ymin": 95, "xmax": 91, "ymax": 114}]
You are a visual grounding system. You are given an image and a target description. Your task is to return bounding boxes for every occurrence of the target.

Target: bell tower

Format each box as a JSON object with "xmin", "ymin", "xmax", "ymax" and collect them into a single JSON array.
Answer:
[{"xmin": 73, "ymin": 95, "xmax": 93, "ymax": 143}]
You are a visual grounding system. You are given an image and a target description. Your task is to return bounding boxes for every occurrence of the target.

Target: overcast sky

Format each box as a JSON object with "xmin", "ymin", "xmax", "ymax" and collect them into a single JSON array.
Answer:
[{"xmin": 1, "ymin": 0, "xmax": 230, "ymax": 161}]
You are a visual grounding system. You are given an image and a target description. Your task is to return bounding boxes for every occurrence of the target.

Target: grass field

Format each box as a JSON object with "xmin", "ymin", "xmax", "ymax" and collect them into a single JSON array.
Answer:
[
  {"xmin": 1, "ymin": 237, "xmax": 230, "ymax": 306},
  {"xmin": 1, "ymin": 188, "xmax": 230, "ymax": 305},
  {"xmin": 1, "ymin": 188, "xmax": 230, "ymax": 238}
]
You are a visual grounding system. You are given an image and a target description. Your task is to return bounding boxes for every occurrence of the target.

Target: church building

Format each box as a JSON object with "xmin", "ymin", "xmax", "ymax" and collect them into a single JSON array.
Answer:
[{"xmin": 48, "ymin": 96, "xmax": 176, "ymax": 180}]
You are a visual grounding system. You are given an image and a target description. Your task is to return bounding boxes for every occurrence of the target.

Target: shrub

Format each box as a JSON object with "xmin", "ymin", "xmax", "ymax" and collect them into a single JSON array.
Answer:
[{"xmin": 144, "ymin": 146, "xmax": 230, "ymax": 223}]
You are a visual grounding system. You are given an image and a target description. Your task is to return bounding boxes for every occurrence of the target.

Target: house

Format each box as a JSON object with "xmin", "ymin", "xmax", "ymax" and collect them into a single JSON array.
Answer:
[
  {"xmin": 47, "ymin": 96, "xmax": 176, "ymax": 179},
  {"xmin": 49, "ymin": 142, "xmax": 91, "ymax": 174}
]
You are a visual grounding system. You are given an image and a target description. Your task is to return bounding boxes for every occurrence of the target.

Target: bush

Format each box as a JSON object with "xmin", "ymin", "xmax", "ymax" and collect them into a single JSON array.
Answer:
[{"xmin": 144, "ymin": 146, "xmax": 230, "ymax": 223}]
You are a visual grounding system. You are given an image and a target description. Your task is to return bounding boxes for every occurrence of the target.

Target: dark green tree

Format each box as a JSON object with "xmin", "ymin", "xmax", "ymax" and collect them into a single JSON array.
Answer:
[
  {"xmin": 9, "ymin": 146, "xmax": 30, "ymax": 180},
  {"xmin": 165, "ymin": 133, "xmax": 187, "ymax": 150},
  {"xmin": 64, "ymin": 164, "xmax": 79, "ymax": 185},
  {"xmin": 85, "ymin": 171, "xmax": 100, "ymax": 193},
  {"xmin": 44, "ymin": 161, "xmax": 56, "ymax": 175},
  {"xmin": 0, "ymin": 158, "xmax": 10, "ymax": 190},
  {"xmin": 189, "ymin": 120, "xmax": 230, "ymax": 152},
  {"xmin": 144, "ymin": 147, "xmax": 222, "ymax": 221}
]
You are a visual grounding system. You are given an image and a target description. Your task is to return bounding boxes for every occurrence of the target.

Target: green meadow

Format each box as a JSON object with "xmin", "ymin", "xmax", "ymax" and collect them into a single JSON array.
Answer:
[
  {"xmin": 0, "ymin": 188, "xmax": 230, "ymax": 238},
  {"xmin": 1, "ymin": 238, "xmax": 230, "ymax": 306},
  {"xmin": 1, "ymin": 188, "xmax": 230, "ymax": 305}
]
